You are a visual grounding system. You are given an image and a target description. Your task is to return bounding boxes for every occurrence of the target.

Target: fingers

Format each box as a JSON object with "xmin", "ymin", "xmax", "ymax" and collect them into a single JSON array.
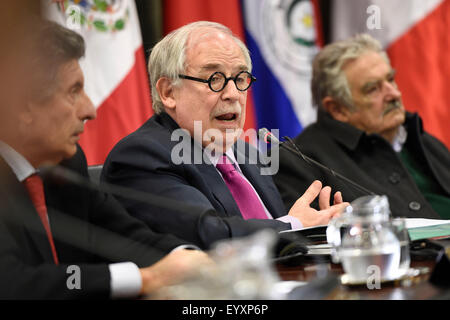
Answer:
[
  {"xmin": 296, "ymin": 180, "xmax": 322, "ymax": 206},
  {"xmin": 327, "ymin": 202, "xmax": 349, "ymax": 217},
  {"xmin": 318, "ymin": 186, "xmax": 331, "ymax": 210},
  {"xmin": 317, "ymin": 201, "xmax": 349, "ymax": 222},
  {"xmin": 334, "ymin": 191, "xmax": 343, "ymax": 204}
]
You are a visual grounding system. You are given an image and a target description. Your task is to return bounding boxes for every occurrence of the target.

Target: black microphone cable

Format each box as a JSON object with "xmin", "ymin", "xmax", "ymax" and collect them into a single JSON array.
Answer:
[{"xmin": 259, "ymin": 128, "xmax": 375, "ymax": 196}]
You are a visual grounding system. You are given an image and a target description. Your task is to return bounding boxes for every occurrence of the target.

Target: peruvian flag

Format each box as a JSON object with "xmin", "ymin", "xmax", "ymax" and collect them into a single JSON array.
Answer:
[
  {"xmin": 163, "ymin": 0, "xmax": 257, "ymax": 133},
  {"xmin": 331, "ymin": 0, "xmax": 450, "ymax": 150},
  {"xmin": 45, "ymin": 0, "xmax": 152, "ymax": 165}
]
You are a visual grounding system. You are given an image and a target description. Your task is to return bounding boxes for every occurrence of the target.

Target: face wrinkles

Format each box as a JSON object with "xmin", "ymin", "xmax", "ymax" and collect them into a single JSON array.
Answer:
[
  {"xmin": 344, "ymin": 51, "xmax": 405, "ymax": 141},
  {"xmin": 171, "ymin": 28, "xmax": 248, "ymax": 151},
  {"xmin": 24, "ymin": 60, "xmax": 95, "ymax": 167}
]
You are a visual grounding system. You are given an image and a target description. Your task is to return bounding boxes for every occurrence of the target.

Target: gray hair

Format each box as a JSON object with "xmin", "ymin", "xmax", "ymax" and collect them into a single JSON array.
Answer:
[
  {"xmin": 29, "ymin": 19, "xmax": 85, "ymax": 101},
  {"xmin": 311, "ymin": 33, "xmax": 390, "ymax": 111},
  {"xmin": 148, "ymin": 21, "xmax": 252, "ymax": 114}
]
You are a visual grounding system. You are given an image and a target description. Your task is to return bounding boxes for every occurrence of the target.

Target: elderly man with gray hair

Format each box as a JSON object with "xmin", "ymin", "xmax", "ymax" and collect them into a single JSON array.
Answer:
[
  {"xmin": 102, "ymin": 21, "xmax": 348, "ymax": 250},
  {"xmin": 274, "ymin": 33, "xmax": 450, "ymax": 220}
]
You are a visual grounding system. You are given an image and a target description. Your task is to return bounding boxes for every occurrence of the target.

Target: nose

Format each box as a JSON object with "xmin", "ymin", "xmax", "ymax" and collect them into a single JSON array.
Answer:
[
  {"xmin": 220, "ymin": 78, "xmax": 242, "ymax": 102},
  {"xmin": 79, "ymin": 91, "xmax": 97, "ymax": 121},
  {"xmin": 384, "ymin": 80, "xmax": 402, "ymax": 100}
]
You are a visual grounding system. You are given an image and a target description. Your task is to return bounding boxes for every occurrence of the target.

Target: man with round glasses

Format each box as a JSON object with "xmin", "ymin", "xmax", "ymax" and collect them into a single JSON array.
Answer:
[
  {"xmin": 178, "ymin": 71, "xmax": 256, "ymax": 93},
  {"xmin": 102, "ymin": 21, "xmax": 347, "ymax": 249}
]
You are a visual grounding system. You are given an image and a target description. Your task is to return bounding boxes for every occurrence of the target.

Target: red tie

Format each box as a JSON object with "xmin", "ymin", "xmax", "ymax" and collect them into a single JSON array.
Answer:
[
  {"xmin": 23, "ymin": 174, "xmax": 59, "ymax": 265},
  {"xmin": 216, "ymin": 155, "xmax": 268, "ymax": 220}
]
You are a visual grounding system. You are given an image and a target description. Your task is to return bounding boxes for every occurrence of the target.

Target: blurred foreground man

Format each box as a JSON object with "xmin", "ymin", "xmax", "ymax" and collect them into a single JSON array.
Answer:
[
  {"xmin": 0, "ymin": 19, "xmax": 211, "ymax": 299},
  {"xmin": 102, "ymin": 21, "xmax": 348, "ymax": 249},
  {"xmin": 274, "ymin": 34, "xmax": 450, "ymax": 219}
]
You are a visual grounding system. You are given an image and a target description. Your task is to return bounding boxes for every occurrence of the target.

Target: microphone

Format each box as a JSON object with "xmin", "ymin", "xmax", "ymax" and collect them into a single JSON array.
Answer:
[{"xmin": 258, "ymin": 128, "xmax": 375, "ymax": 196}]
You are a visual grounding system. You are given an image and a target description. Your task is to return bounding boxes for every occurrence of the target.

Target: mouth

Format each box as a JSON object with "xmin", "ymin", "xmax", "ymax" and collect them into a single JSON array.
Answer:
[
  {"xmin": 72, "ymin": 130, "xmax": 84, "ymax": 140},
  {"xmin": 214, "ymin": 112, "xmax": 238, "ymax": 122}
]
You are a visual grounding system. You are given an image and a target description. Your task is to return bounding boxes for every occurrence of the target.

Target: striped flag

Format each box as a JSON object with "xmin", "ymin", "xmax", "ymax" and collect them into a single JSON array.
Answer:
[
  {"xmin": 331, "ymin": 0, "xmax": 450, "ymax": 150},
  {"xmin": 45, "ymin": 0, "xmax": 153, "ymax": 165},
  {"xmin": 242, "ymin": 0, "xmax": 323, "ymax": 138},
  {"xmin": 163, "ymin": 0, "xmax": 257, "ymax": 133}
]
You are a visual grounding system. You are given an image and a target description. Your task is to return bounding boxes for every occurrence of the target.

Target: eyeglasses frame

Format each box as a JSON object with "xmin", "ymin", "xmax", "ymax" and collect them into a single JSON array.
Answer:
[{"xmin": 178, "ymin": 70, "xmax": 256, "ymax": 92}]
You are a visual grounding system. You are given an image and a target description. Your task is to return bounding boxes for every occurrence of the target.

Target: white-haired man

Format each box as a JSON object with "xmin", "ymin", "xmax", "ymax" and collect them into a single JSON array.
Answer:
[{"xmin": 102, "ymin": 21, "xmax": 348, "ymax": 249}]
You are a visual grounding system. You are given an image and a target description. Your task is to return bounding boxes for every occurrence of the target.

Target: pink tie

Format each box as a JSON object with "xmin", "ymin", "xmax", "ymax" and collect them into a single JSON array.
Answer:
[
  {"xmin": 23, "ymin": 174, "xmax": 59, "ymax": 265},
  {"xmin": 216, "ymin": 155, "xmax": 268, "ymax": 220}
]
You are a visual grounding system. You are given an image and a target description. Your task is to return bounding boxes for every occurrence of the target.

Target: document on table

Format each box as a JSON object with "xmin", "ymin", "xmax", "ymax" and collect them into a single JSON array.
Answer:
[
  {"xmin": 405, "ymin": 218, "xmax": 450, "ymax": 241},
  {"xmin": 280, "ymin": 219, "xmax": 450, "ymax": 242}
]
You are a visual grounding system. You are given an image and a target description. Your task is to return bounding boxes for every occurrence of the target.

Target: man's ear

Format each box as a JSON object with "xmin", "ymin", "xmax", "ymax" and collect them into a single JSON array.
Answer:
[
  {"xmin": 156, "ymin": 77, "xmax": 176, "ymax": 110},
  {"xmin": 322, "ymin": 96, "xmax": 351, "ymax": 122},
  {"xmin": 19, "ymin": 101, "xmax": 34, "ymax": 125}
]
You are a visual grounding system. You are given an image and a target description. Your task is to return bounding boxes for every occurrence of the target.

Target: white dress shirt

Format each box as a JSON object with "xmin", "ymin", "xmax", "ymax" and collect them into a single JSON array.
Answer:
[{"xmin": 392, "ymin": 125, "xmax": 408, "ymax": 153}]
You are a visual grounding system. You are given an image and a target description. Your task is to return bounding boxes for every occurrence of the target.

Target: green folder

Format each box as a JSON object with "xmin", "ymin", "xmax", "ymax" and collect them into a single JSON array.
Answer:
[{"xmin": 408, "ymin": 223, "xmax": 450, "ymax": 241}]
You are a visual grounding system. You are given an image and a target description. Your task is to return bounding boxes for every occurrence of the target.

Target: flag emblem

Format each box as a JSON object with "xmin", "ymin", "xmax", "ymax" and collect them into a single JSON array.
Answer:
[
  {"xmin": 260, "ymin": 0, "xmax": 319, "ymax": 76},
  {"xmin": 56, "ymin": 0, "xmax": 130, "ymax": 32}
]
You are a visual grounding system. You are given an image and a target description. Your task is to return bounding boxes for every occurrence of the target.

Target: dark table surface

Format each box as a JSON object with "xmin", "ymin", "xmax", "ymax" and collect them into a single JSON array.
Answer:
[{"xmin": 276, "ymin": 258, "xmax": 448, "ymax": 300}]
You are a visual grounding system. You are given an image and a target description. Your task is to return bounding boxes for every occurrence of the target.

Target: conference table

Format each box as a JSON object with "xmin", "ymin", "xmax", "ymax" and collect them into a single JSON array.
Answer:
[{"xmin": 276, "ymin": 255, "xmax": 447, "ymax": 300}]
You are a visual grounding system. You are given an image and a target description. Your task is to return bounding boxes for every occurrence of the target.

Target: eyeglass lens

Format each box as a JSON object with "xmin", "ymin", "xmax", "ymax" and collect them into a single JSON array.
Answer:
[{"xmin": 209, "ymin": 71, "xmax": 253, "ymax": 92}]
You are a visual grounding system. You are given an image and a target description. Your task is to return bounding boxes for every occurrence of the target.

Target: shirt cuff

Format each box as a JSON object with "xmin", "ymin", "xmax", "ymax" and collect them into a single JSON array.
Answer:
[
  {"xmin": 276, "ymin": 215, "xmax": 303, "ymax": 230},
  {"xmin": 109, "ymin": 262, "xmax": 142, "ymax": 299},
  {"xmin": 170, "ymin": 244, "xmax": 201, "ymax": 253}
]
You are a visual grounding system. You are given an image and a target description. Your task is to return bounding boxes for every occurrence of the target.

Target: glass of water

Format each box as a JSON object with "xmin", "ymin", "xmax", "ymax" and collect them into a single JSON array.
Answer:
[{"xmin": 391, "ymin": 218, "xmax": 411, "ymax": 276}]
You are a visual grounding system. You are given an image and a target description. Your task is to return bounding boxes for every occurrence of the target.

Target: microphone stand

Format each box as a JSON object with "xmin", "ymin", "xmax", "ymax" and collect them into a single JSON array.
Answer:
[{"xmin": 281, "ymin": 136, "xmax": 375, "ymax": 196}]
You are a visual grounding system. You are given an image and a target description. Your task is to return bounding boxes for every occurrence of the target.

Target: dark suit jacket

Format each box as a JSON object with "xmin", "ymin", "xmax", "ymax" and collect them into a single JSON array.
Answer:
[
  {"xmin": 0, "ymin": 146, "xmax": 186, "ymax": 299},
  {"xmin": 274, "ymin": 111, "xmax": 450, "ymax": 219},
  {"xmin": 101, "ymin": 113, "xmax": 290, "ymax": 249}
]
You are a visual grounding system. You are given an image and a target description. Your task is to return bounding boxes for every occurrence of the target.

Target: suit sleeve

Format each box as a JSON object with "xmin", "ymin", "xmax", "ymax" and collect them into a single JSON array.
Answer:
[{"xmin": 56, "ymin": 145, "xmax": 188, "ymax": 266}]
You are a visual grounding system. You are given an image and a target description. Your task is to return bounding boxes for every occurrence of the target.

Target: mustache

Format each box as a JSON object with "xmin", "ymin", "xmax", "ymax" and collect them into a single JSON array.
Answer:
[
  {"xmin": 211, "ymin": 103, "xmax": 242, "ymax": 118},
  {"xmin": 383, "ymin": 99, "xmax": 402, "ymax": 115}
]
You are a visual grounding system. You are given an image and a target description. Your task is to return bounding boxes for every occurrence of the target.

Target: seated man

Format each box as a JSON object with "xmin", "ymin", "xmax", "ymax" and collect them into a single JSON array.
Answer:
[
  {"xmin": 0, "ymin": 19, "xmax": 210, "ymax": 299},
  {"xmin": 101, "ymin": 21, "xmax": 348, "ymax": 249},
  {"xmin": 274, "ymin": 34, "xmax": 450, "ymax": 219}
]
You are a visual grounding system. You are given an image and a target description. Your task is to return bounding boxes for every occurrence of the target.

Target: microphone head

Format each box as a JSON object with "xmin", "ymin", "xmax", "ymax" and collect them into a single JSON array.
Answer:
[{"xmin": 258, "ymin": 128, "xmax": 280, "ymax": 144}]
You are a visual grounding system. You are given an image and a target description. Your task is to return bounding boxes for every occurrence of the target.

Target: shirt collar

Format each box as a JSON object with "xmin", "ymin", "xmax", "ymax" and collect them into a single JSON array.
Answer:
[
  {"xmin": 318, "ymin": 110, "xmax": 408, "ymax": 151},
  {"xmin": 208, "ymin": 147, "xmax": 242, "ymax": 172},
  {"xmin": 391, "ymin": 125, "xmax": 408, "ymax": 152},
  {"xmin": 0, "ymin": 141, "xmax": 36, "ymax": 181}
]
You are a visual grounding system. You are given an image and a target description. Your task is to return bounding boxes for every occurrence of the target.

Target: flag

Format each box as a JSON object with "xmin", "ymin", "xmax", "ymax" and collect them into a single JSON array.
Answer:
[
  {"xmin": 163, "ymin": 0, "xmax": 257, "ymax": 133},
  {"xmin": 242, "ymin": 0, "xmax": 323, "ymax": 138},
  {"xmin": 331, "ymin": 0, "xmax": 450, "ymax": 150},
  {"xmin": 45, "ymin": 0, "xmax": 153, "ymax": 165}
]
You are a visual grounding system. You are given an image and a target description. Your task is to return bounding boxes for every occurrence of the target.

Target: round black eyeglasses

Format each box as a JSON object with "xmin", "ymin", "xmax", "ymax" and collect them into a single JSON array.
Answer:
[{"xmin": 178, "ymin": 71, "xmax": 256, "ymax": 92}]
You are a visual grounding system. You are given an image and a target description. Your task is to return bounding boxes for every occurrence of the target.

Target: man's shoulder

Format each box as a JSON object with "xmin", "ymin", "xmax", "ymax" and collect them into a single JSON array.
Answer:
[
  {"xmin": 102, "ymin": 113, "xmax": 186, "ymax": 177},
  {"xmin": 293, "ymin": 120, "xmax": 330, "ymax": 145},
  {"xmin": 109, "ymin": 114, "xmax": 177, "ymax": 155}
]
